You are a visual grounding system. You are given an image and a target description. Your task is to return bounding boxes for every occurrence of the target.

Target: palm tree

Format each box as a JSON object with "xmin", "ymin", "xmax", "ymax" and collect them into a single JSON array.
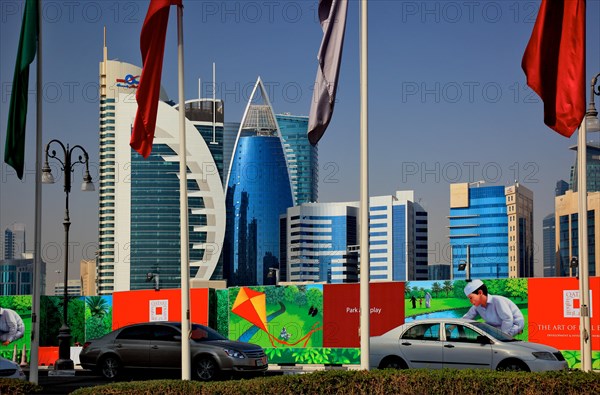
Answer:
[
  {"xmin": 442, "ymin": 280, "xmax": 454, "ymax": 297},
  {"xmin": 405, "ymin": 282, "xmax": 412, "ymax": 297},
  {"xmin": 86, "ymin": 296, "xmax": 110, "ymax": 318},
  {"xmin": 431, "ymin": 282, "xmax": 442, "ymax": 297}
]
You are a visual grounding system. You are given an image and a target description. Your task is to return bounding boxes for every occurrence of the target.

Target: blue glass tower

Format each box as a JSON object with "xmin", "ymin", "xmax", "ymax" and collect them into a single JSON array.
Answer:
[
  {"xmin": 224, "ymin": 78, "xmax": 294, "ymax": 286},
  {"xmin": 276, "ymin": 114, "xmax": 318, "ymax": 205}
]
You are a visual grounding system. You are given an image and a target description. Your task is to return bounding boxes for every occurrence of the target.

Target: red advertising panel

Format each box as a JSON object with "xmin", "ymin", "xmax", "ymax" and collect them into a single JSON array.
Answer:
[
  {"xmin": 112, "ymin": 289, "xmax": 209, "ymax": 329},
  {"xmin": 323, "ymin": 282, "xmax": 404, "ymax": 347},
  {"xmin": 528, "ymin": 277, "xmax": 600, "ymax": 350}
]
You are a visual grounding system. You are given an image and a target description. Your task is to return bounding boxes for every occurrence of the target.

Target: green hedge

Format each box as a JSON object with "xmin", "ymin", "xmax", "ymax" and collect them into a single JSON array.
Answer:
[
  {"xmin": 70, "ymin": 370, "xmax": 599, "ymax": 395},
  {"xmin": 0, "ymin": 378, "xmax": 42, "ymax": 394}
]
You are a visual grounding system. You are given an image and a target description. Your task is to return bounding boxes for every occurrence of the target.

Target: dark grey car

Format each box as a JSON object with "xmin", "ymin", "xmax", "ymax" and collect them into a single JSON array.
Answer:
[{"xmin": 79, "ymin": 322, "xmax": 268, "ymax": 380}]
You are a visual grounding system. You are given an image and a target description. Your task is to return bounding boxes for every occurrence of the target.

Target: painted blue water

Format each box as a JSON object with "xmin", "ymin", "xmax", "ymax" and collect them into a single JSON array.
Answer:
[
  {"xmin": 238, "ymin": 302, "xmax": 285, "ymax": 343},
  {"xmin": 405, "ymin": 308, "xmax": 470, "ymax": 321}
]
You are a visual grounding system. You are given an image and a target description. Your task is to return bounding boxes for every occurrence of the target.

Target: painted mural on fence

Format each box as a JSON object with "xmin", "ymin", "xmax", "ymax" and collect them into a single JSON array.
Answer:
[
  {"xmin": 84, "ymin": 295, "xmax": 113, "ymax": 341},
  {"xmin": 405, "ymin": 279, "xmax": 529, "ymax": 340},
  {"xmin": 528, "ymin": 277, "xmax": 600, "ymax": 369},
  {"xmin": 0, "ymin": 295, "xmax": 31, "ymax": 363},
  {"xmin": 228, "ymin": 285, "xmax": 327, "ymax": 364}
]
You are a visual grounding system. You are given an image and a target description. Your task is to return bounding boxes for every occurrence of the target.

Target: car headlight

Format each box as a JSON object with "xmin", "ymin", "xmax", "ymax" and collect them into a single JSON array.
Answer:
[
  {"xmin": 532, "ymin": 352, "xmax": 555, "ymax": 361},
  {"xmin": 224, "ymin": 349, "xmax": 245, "ymax": 359}
]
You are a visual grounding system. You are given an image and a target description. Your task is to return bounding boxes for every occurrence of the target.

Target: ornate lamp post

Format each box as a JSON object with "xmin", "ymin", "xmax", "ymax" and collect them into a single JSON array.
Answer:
[{"xmin": 42, "ymin": 139, "xmax": 94, "ymax": 371}]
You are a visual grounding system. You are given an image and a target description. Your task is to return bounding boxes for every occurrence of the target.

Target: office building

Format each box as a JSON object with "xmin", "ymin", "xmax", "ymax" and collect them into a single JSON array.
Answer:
[
  {"xmin": 569, "ymin": 143, "xmax": 600, "ymax": 192},
  {"xmin": 449, "ymin": 182, "xmax": 534, "ymax": 279},
  {"xmin": 97, "ymin": 42, "xmax": 225, "ymax": 294},
  {"xmin": 428, "ymin": 264, "xmax": 451, "ymax": 280},
  {"xmin": 281, "ymin": 202, "xmax": 359, "ymax": 283},
  {"xmin": 80, "ymin": 259, "xmax": 97, "ymax": 296},
  {"xmin": 280, "ymin": 191, "xmax": 428, "ymax": 283},
  {"xmin": 276, "ymin": 113, "xmax": 318, "ymax": 205},
  {"xmin": 4, "ymin": 223, "xmax": 25, "ymax": 260},
  {"xmin": 543, "ymin": 180, "xmax": 569, "ymax": 277},
  {"xmin": 554, "ymin": 190, "xmax": 599, "ymax": 277},
  {"xmin": 54, "ymin": 279, "xmax": 82, "ymax": 296},
  {"xmin": 369, "ymin": 191, "xmax": 429, "ymax": 281},
  {"xmin": 224, "ymin": 77, "xmax": 294, "ymax": 286},
  {"xmin": 0, "ymin": 257, "xmax": 46, "ymax": 296}
]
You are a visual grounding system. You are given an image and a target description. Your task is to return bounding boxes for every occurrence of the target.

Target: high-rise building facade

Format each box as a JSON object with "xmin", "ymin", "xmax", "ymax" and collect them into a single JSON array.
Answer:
[
  {"xmin": 3, "ymin": 223, "xmax": 25, "ymax": 260},
  {"xmin": 80, "ymin": 259, "xmax": 97, "ymax": 296},
  {"xmin": 449, "ymin": 183, "xmax": 533, "ymax": 279},
  {"xmin": 369, "ymin": 191, "xmax": 428, "ymax": 281},
  {"xmin": 543, "ymin": 180, "xmax": 569, "ymax": 277},
  {"xmin": 280, "ymin": 191, "xmax": 428, "ymax": 283},
  {"xmin": 224, "ymin": 78, "xmax": 294, "ymax": 286},
  {"xmin": 569, "ymin": 143, "xmax": 600, "ymax": 192},
  {"xmin": 554, "ymin": 190, "xmax": 599, "ymax": 277},
  {"xmin": 97, "ymin": 51, "xmax": 225, "ymax": 293},
  {"xmin": 276, "ymin": 113, "xmax": 318, "ymax": 205},
  {"xmin": 54, "ymin": 279, "xmax": 82, "ymax": 296},
  {"xmin": 0, "ymin": 258, "xmax": 46, "ymax": 296},
  {"xmin": 281, "ymin": 202, "xmax": 359, "ymax": 283}
]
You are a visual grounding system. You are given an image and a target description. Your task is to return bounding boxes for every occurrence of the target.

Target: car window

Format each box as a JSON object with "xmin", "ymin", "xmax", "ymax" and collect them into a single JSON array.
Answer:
[
  {"xmin": 153, "ymin": 325, "xmax": 180, "ymax": 341},
  {"xmin": 445, "ymin": 324, "xmax": 481, "ymax": 343},
  {"xmin": 117, "ymin": 325, "xmax": 152, "ymax": 340},
  {"xmin": 402, "ymin": 323, "xmax": 440, "ymax": 341}
]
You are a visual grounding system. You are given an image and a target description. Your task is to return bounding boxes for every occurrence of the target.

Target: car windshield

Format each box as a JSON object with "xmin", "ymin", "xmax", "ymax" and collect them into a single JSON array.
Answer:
[
  {"xmin": 188, "ymin": 324, "xmax": 227, "ymax": 342},
  {"xmin": 470, "ymin": 322, "xmax": 518, "ymax": 342}
]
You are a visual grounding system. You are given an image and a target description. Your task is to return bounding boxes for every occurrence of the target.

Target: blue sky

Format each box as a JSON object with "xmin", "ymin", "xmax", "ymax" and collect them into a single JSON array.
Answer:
[{"xmin": 1, "ymin": 0, "xmax": 599, "ymax": 290}]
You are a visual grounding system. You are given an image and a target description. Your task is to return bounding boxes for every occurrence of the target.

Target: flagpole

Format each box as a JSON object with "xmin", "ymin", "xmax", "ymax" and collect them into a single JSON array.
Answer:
[
  {"xmin": 577, "ymin": 103, "xmax": 592, "ymax": 373},
  {"xmin": 29, "ymin": 0, "xmax": 42, "ymax": 384},
  {"xmin": 359, "ymin": 0, "xmax": 370, "ymax": 371},
  {"xmin": 176, "ymin": 4, "xmax": 191, "ymax": 380}
]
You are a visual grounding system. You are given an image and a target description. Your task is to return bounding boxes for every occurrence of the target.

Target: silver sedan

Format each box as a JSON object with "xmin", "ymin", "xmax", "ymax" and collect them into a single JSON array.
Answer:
[{"xmin": 370, "ymin": 318, "xmax": 567, "ymax": 372}]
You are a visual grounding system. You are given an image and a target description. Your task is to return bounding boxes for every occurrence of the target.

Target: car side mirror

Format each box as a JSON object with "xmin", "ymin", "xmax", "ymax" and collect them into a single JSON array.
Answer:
[{"xmin": 476, "ymin": 335, "xmax": 491, "ymax": 344}]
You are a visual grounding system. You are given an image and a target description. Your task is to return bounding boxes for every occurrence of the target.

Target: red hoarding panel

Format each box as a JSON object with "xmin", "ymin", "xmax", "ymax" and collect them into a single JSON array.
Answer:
[
  {"xmin": 323, "ymin": 282, "xmax": 405, "ymax": 348},
  {"xmin": 112, "ymin": 289, "xmax": 209, "ymax": 329},
  {"xmin": 528, "ymin": 277, "xmax": 599, "ymax": 350}
]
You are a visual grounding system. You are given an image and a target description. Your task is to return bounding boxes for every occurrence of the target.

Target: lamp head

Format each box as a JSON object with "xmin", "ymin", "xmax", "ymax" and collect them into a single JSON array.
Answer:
[
  {"xmin": 42, "ymin": 161, "xmax": 55, "ymax": 184},
  {"xmin": 81, "ymin": 170, "xmax": 95, "ymax": 192}
]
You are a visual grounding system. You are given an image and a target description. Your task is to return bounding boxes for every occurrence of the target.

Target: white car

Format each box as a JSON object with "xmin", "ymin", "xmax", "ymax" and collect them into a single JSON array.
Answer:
[
  {"xmin": 0, "ymin": 356, "xmax": 26, "ymax": 380},
  {"xmin": 370, "ymin": 318, "xmax": 567, "ymax": 372}
]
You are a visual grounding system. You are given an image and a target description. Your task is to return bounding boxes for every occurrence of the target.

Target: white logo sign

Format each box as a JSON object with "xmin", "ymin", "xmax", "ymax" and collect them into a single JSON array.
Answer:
[
  {"xmin": 563, "ymin": 290, "xmax": 593, "ymax": 318},
  {"xmin": 149, "ymin": 299, "xmax": 169, "ymax": 322}
]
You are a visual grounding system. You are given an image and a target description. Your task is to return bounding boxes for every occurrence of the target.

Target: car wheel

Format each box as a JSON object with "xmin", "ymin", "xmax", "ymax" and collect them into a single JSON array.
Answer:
[
  {"xmin": 497, "ymin": 359, "xmax": 530, "ymax": 372},
  {"xmin": 194, "ymin": 356, "xmax": 219, "ymax": 381},
  {"xmin": 380, "ymin": 356, "xmax": 408, "ymax": 370},
  {"xmin": 99, "ymin": 355, "xmax": 121, "ymax": 379}
]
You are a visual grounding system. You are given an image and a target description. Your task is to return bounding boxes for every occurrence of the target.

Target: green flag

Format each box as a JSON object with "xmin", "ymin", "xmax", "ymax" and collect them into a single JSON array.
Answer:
[{"xmin": 5, "ymin": 0, "xmax": 38, "ymax": 180}]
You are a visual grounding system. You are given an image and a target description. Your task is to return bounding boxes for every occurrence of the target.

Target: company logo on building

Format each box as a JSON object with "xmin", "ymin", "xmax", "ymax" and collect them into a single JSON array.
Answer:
[
  {"xmin": 563, "ymin": 290, "xmax": 593, "ymax": 318},
  {"xmin": 149, "ymin": 299, "xmax": 169, "ymax": 321},
  {"xmin": 116, "ymin": 74, "xmax": 139, "ymax": 89}
]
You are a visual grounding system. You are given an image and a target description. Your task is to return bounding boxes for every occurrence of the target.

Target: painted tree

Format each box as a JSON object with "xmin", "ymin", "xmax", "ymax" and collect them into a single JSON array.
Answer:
[
  {"xmin": 442, "ymin": 280, "xmax": 454, "ymax": 297},
  {"xmin": 504, "ymin": 278, "xmax": 528, "ymax": 301},
  {"xmin": 86, "ymin": 296, "xmax": 110, "ymax": 318},
  {"xmin": 431, "ymin": 282, "xmax": 442, "ymax": 297}
]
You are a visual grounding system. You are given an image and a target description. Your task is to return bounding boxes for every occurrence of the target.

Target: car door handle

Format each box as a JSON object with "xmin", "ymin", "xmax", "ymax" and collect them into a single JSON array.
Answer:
[
  {"xmin": 444, "ymin": 344, "xmax": 455, "ymax": 348},
  {"xmin": 151, "ymin": 345, "xmax": 159, "ymax": 349},
  {"xmin": 401, "ymin": 342, "xmax": 412, "ymax": 346}
]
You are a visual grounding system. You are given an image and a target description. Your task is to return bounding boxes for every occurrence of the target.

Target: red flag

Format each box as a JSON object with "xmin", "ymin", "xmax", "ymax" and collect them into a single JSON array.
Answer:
[
  {"xmin": 130, "ymin": 0, "xmax": 182, "ymax": 158},
  {"xmin": 522, "ymin": 0, "xmax": 586, "ymax": 138}
]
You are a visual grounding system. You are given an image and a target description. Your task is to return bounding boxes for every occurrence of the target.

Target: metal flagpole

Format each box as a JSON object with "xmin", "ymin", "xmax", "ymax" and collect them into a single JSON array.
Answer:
[
  {"xmin": 176, "ymin": 4, "xmax": 191, "ymax": 380},
  {"xmin": 30, "ymin": 0, "xmax": 42, "ymax": 384},
  {"xmin": 359, "ymin": 0, "xmax": 370, "ymax": 371}
]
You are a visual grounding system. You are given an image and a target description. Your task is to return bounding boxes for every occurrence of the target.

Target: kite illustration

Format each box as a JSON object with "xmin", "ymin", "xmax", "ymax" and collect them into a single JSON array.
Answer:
[{"xmin": 232, "ymin": 287, "xmax": 322, "ymax": 348}]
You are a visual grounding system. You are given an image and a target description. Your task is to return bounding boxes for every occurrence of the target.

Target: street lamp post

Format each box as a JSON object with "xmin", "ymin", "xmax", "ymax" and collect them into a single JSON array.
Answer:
[{"xmin": 42, "ymin": 139, "xmax": 94, "ymax": 371}]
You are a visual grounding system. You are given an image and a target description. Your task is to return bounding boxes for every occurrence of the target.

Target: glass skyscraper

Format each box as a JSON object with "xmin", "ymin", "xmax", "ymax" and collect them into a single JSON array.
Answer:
[
  {"xmin": 224, "ymin": 78, "xmax": 293, "ymax": 286},
  {"xmin": 97, "ymin": 53, "xmax": 225, "ymax": 293},
  {"xmin": 276, "ymin": 113, "xmax": 318, "ymax": 205},
  {"xmin": 449, "ymin": 183, "xmax": 533, "ymax": 279}
]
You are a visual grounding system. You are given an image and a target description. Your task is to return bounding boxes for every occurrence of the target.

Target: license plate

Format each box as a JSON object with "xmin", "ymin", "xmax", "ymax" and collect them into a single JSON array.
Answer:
[{"xmin": 255, "ymin": 357, "xmax": 266, "ymax": 366}]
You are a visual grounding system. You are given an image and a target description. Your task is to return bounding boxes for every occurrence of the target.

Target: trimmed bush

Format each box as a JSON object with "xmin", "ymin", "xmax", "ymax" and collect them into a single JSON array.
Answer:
[
  {"xmin": 0, "ymin": 378, "xmax": 42, "ymax": 394},
  {"xmin": 70, "ymin": 369, "xmax": 599, "ymax": 395}
]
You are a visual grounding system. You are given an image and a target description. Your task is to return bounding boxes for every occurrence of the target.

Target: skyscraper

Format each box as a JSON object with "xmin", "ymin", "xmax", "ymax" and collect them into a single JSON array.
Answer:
[
  {"xmin": 280, "ymin": 191, "xmax": 428, "ymax": 283},
  {"xmin": 569, "ymin": 143, "xmax": 600, "ymax": 192},
  {"xmin": 97, "ymin": 48, "xmax": 224, "ymax": 293},
  {"xmin": 4, "ymin": 223, "xmax": 25, "ymax": 260},
  {"xmin": 449, "ymin": 182, "xmax": 533, "ymax": 279},
  {"xmin": 224, "ymin": 78, "xmax": 294, "ymax": 286},
  {"xmin": 276, "ymin": 113, "xmax": 318, "ymax": 205},
  {"xmin": 543, "ymin": 180, "xmax": 569, "ymax": 277},
  {"xmin": 281, "ymin": 202, "xmax": 359, "ymax": 283}
]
